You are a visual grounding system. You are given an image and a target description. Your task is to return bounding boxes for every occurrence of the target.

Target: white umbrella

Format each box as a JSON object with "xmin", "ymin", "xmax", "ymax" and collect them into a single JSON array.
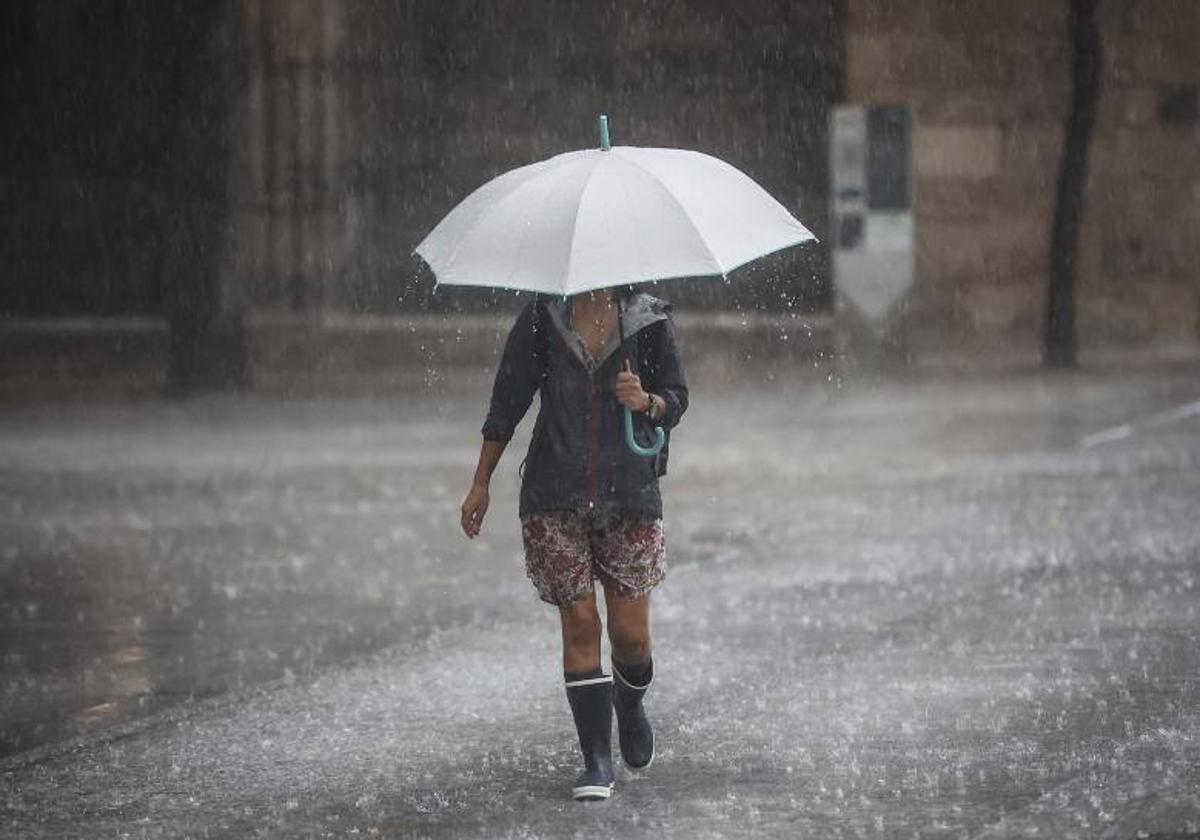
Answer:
[
  {"xmin": 416, "ymin": 116, "xmax": 817, "ymax": 456},
  {"xmin": 415, "ymin": 117, "xmax": 816, "ymax": 296}
]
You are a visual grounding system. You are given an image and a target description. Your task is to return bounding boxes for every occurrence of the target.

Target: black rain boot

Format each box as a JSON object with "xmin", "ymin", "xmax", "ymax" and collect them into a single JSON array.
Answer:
[
  {"xmin": 564, "ymin": 673, "xmax": 615, "ymax": 801},
  {"xmin": 613, "ymin": 658, "xmax": 655, "ymax": 770}
]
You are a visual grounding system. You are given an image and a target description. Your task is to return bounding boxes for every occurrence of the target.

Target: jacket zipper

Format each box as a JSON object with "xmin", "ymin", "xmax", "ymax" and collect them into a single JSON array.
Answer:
[
  {"xmin": 587, "ymin": 379, "xmax": 600, "ymax": 507},
  {"xmin": 553, "ymin": 312, "xmax": 621, "ymax": 510}
]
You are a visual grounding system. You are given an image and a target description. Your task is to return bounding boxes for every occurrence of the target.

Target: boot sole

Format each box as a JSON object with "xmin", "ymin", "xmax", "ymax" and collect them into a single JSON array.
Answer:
[{"xmin": 572, "ymin": 784, "xmax": 614, "ymax": 801}]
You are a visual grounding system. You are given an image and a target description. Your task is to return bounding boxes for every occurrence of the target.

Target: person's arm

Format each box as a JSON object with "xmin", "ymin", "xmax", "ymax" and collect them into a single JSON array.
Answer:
[
  {"xmin": 461, "ymin": 302, "xmax": 545, "ymax": 538},
  {"xmin": 639, "ymin": 317, "xmax": 689, "ymax": 430},
  {"xmin": 480, "ymin": 302, "xmax": 544, "ymax": 441},
  {"xmin": 461, "ymin": 439, "xmax": 507, "ymax": 538}
]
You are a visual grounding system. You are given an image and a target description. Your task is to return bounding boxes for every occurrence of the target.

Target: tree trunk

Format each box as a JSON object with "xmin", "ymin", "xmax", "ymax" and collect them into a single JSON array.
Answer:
[{"xmin": 1045, "ymin": 0, "xmax": 1102, "ymax": 368}]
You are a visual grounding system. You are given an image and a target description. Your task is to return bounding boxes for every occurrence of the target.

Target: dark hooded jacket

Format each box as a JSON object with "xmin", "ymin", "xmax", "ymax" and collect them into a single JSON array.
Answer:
[{"xmin": 481, "ymin": 292, "xmax": 688, "ymax": 520}]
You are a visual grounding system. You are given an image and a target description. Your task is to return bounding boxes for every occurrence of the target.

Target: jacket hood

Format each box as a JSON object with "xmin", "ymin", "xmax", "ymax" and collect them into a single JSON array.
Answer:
[{"xmin": 543, "ymin": 292, "xmax": 672, "ymax": 371}]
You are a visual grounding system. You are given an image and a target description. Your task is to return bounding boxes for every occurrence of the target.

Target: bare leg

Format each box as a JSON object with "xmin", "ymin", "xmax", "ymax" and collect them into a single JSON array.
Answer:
[
  {"xmin": 604, "ymin": 588, "xmax": 651, "ymax": 667},
  {"xmin": 603, "ymin": 587, "xmax": 656, "ymax": 770},
  {"xmin": 560, "ymin": 592, "xmax": 602, "ymax": 673},
  {"xmin": 560, "ymin": 591, "xmax": 614, "ymax": 799}
]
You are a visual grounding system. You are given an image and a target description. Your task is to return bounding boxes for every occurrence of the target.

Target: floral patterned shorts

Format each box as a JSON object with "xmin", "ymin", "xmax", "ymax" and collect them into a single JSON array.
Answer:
[{"xmin": 520, "ymin": 507, "xmax": 666, "ymax": 607}]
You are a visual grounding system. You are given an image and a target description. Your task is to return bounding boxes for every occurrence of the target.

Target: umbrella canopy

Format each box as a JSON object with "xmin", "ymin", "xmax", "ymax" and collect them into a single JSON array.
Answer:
[
  {"xmin": 416, "ymin": 119, "xmax": 817, "ymax": 458},
  {"xmin": 415, "ymin": 143, "xmax": 816, "ymax": 296}
]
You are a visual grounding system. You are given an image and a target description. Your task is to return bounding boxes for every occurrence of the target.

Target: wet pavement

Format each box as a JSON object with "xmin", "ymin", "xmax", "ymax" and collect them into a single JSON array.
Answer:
[{"xmin": 2, "ymin": 364, "xmax": 1199, "ymax": 838}]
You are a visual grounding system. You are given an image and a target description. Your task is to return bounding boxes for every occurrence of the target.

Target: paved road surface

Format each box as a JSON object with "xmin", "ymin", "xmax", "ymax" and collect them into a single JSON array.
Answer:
[{"xmin": 2, "ymin": 366, "xmax": 1199, "ymax": 838}]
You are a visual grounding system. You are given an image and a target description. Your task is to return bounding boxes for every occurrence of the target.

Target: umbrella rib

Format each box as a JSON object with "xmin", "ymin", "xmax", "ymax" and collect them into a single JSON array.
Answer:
[
  {"xmin": 611, "ymin": 151, "xmax": 725, "ymax": 277},
  {"xmin": 432, "ymin": 153, "xmax": 580, "ymax": 285},
  {"xmin": 422, "ymin": 162, "xmax": 539, "ymax": 265},
  {"xmin": 560, "ymin": 154, "xmax": 604, "ymax": 296},
  {"xmin": 499, "ymin": 153, "xmax": 596, "ymax": 293},
  {"xmin": 435, "ymin": 173, "xmax": 543, "ymax": 289}
]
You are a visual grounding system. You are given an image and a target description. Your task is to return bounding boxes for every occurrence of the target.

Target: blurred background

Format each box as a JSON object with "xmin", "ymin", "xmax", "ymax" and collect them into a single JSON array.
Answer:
[
  {"xmin": 2, "ymin": 3, "xmax": 1200, "ymax": 836},
  {"xmin": 4, "ymin": 0, "xmax": 1194, "ymax": 399}
]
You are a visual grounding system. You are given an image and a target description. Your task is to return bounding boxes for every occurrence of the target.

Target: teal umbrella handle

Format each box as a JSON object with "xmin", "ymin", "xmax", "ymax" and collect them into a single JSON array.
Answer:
[{"xmin": 624, "ymin": 405, "xmax": 665, "ymax": 457}]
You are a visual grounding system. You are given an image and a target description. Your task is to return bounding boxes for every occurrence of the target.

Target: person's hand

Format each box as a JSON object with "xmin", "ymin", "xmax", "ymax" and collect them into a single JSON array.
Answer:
[
  {"xmin": 615, "ymin": 360, "xmax": 651, "ymax": 412},
  {"xmin": 461, "ymin": 482, "xmax": 490, "ymax": 538}
]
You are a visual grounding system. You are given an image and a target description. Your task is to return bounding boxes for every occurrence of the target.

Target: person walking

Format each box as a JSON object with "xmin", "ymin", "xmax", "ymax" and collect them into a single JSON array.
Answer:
[{"xmin": 459, "ymin": 286, "xmax": 688, "ymax": 801}]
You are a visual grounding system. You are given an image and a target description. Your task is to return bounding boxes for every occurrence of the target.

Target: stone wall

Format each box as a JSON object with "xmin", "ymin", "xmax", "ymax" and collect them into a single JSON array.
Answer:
[
  {"xmin": 847, "ymin": 0, "xmax": 1200, "ymax": 358},
  {"xmin": 231, "ymin": 0, "xmax": 841, "ymax": 317}
]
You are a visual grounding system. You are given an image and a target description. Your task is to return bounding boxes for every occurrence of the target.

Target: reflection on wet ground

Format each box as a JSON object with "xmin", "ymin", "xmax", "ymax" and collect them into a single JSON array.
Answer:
[
  {"xmin": 0, "ymin": 396, "xmax": 477, "ymax": 757},
  {"xmin": 1, "ymin": 366, "xmax": 1199, "ymax": 837}
]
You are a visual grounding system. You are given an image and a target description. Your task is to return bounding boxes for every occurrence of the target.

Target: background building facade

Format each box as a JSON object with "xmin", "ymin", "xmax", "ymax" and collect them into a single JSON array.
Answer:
[
  {"xmin": 2, "ymin": 0, "xmax": 1197, "ymax": 397},
  {"xmin": 231, "ymin": 0, "xmax": 839, "ymax": 316},
  {"xmin": 846, "ymin": 0, "xmax": 1200, "ymax": 358}
]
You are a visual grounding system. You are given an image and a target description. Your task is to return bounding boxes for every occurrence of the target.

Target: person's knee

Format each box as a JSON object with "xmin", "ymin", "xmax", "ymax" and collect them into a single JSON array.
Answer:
[
  {"xmin": 561, "ymin": 601, "xmax": 601, "ymax": 652},
  {"xmin": 608, "ymin": 620, "xmax": 650, "ymax": 663}
]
